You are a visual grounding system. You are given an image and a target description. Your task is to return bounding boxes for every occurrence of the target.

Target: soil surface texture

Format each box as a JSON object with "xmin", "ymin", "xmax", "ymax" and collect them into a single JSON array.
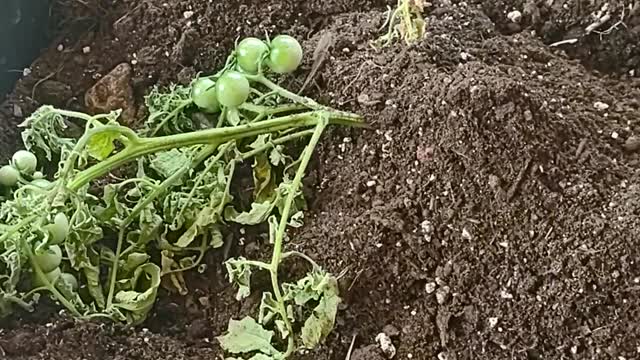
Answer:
[{"xmin": 1, "ymin": 0, "xmax": 640, "ymax": 359}]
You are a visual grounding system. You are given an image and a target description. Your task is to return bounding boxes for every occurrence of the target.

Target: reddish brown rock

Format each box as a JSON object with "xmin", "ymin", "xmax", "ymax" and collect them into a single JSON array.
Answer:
[{"xmin": 85, "ymin": 63, "xmax": 136, "ymax": 124}]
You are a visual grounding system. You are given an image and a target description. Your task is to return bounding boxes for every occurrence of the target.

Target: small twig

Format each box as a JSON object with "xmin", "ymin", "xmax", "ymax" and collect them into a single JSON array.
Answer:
[
  {"xmin": 342, "ymin": 61, "xmax": 369, "ymax": 95},
  {"xmin": 347, "ymin": 268, "xmax": 365, "ymax": 292},
  {"xmin": 585, "ymin": 13, "xmax": 612, "ymax": 34},
  {"xmin": 299, "ymin": 32, "xmax": 334, "ymax": 94},
  {"xmin": 549, "ymin": 38, "xmax": 578, "ymax": 47},
  {"xmin": 593, "ymin": 5, "xmax": 627, "ymax": 37},
  {"xmin": 345, "ymin": 334, "xmax": 357, "ymax": 360},
  {"xmin": 507, "ymin": 157, "xmax": 532, "ymax": 201},
  {"xmin": 31, "ymin": 67, "xmax": 62, "ymax": 100}
]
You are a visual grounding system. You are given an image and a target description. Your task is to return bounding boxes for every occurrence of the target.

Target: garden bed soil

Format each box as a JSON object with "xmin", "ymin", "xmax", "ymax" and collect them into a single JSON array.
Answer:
[{"xmin": 1, "ymin": 0, "xmax": 640, "ymax": 359}]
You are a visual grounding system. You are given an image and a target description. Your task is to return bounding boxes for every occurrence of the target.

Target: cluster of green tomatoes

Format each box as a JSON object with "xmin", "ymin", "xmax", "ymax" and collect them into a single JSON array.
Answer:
[
  {"xmin": 0, "ymin": 150, "xmax": 72, "ymax": 291},
  {"xmin": 190, "ymin": 35, "xmax": 303, "ymax": 112}
]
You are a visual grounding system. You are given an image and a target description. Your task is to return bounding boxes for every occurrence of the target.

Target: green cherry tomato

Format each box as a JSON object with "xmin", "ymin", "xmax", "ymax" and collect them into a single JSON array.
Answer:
[
  {"xmin": 267, "ymin": 35, "xmax": 303, "ymax": 74},
  {"xmin": 46, "ymin": 213, "xmax": 69, "ymax": 244},
  {"xmin": 33, "ymin": 267, "xmax": 62, "ymax": 287},
  {"xmin": 216, "ymin": 71, "xmax": 250, "ymax": 108},
  {"xmin": 34, "ymin": 245, "xmax": 63, "ymax": 273},
  {"xmin": 191, "ymin": 78, "xmax": 220, "ymax": 113},
  {"xmin": 58, "ymin": 272, "xmax": 78, "ymax": 292},
  {"xmin": 12, "ymin": 150, "xmax": 38, "ymax": 175},
  {"xmin": 0, "ymin": 165, "xmax": 19, "ymax": 187},
  {"xmin": 236, "ymin": 37, "xmax": 269, "ymax": 74}
]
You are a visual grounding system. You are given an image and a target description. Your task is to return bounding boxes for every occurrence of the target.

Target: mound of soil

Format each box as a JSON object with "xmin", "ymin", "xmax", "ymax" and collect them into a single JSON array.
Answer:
[{"xmin": 1, "ymin": 0, "xmax": 639, "ymax": 359}]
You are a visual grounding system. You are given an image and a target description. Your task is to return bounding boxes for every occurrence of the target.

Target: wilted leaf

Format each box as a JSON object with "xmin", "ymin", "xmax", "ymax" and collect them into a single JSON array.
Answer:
[
  {"xmin": 225, "ymin": 201, "xmax": 276, "ymax": 226},
  {"xmin": 253, "ymin": 153, "xmax": 276, "ymax": 203},
  {"xmin": 301, "ymin": 293, "xmax": 340, "ymax": 348},
  {"xmin": 258, "ymin": 292, "xmax": 279, "ymax": 325},
  {"xmin": 225, "ymin": 257, "xmax": 254, "ymax": 301},
  {"xmin": 269, "ymin": 145, "xmax": 286, "ymax": 166},
  {"xmin": 113, "ymin": 263, "xmax": 161, "ymax": 324},
  {"xmin": 217, "ymin": 317, "xmax": 282, "ymax": 357}
]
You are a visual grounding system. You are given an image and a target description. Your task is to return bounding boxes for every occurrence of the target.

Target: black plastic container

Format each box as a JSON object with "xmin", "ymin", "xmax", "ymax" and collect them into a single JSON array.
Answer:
[{"xmin": 0, "ymin": 0, "xmax": 50, "ymax": 96}]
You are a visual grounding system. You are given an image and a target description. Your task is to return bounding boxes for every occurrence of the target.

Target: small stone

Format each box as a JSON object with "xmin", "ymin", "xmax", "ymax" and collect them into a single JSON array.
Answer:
[
  {"xmin": 366, "ymin": 180, "xmax": 376, "ymax": 187},
  {"xmin": 82, "ymin": 46, "xmax": 91, "ymax": 54},
  {"xmin": 436, "ymin": 285, "xmax": 450, "ymax": 304},
  {"xmin": 357, "ymin": 93, "xmax": 381, "ymax": 106},
  {"xmin": 462, "ymin": 228, "xmax": 472, "ymax": 240},
  {"xmin": 13, "ymin": 104, "xmax": 23, "ymax": 117},
  {"xmin": 375, "ymin": 333, "xmax": 396, "ymax": 359},
  {"xmin": 425, "ymin": 282, "xmax": 437, "ymax": 294},
  {"xmin": 22, "ymin": 68, "xmax": 32, "ymax": 76},
  {"xmin": 507, "ymin": 10, "xmax": 522, "ymax": 23},
  {"xmin": 623, "ymin": 136, "xmax": 640, "ymax": 152},
  {"xmin": 611, "ymin": 131, "xmax": 619, "ymax": 139},
  {"xmin": 85, "ymin": 63, "xmax": 136, "ymax": 124},
  {"xmin": 421, "ymin": 219, "xmax": 433, "ymax": 242},
  {"xmin": 183, "ymin": 10, "xmax": 194, "ymax": 19},
  {"xmin": 416, "ymin": 145, "xmax": 434, "ymax": 163},
  {"xmin": 56, "ymin": 44, "xmax": 64, "ymax": 51},
  {"xmin": 594, "ymin": 101, "xmax": 610, "ymax": 111},
  {"xmin": 500, "ymin": 290, "xmax": 514, "ymax": 299},
  {"xmin": 437, "ymin": 352, "xmax": 448, "ymax": 360}
]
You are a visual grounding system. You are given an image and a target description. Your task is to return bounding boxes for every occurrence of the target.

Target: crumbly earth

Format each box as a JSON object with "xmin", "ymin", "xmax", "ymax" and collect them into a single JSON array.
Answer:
[{"xmin": 1, "ymin": 0, "xmax": 640, "ymax": 359}]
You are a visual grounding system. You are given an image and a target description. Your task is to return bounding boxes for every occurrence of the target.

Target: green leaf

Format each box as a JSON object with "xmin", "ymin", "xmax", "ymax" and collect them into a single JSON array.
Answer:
[
  {"xmin": 143, "ymin": 84, "xmax": 195, "ymax": 135},
  {"xmin": 249, "ymin": 134, "xmax": 270, "ymax": 150},
  {"xmin": 150, "ymin": 149, "xmax": 189, "ymax": 180},
  {"xmin": 301, "ymin": 293, "xmax": 340, "ymax": 348},
  {"xmin": 87, "ymin": 129, "xmax": 121, "ymax": 160},
  {"xmin": 269, "ymin": 145, "xmax": 287, "ymax": 166},
  {"xmin": 224, "ymin": 201, "xmax": 276, "ymax": 226},
  {"xmin": 123, "ymin": 253, "xmax": 150, "ymax": 273},
  {"xmin": 217, "ymin": 317, "xmax": 282, "ymax": 357},
  {"xmin": 113, "ymin": 263, "xmax": 161, "ymax": 324},
  {"xmin": 225, "ymin": 257, "xmax": 253, "ymax": 301}
]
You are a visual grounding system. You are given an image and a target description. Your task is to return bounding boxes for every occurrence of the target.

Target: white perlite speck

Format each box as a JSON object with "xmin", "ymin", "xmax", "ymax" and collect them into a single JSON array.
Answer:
[
  {"xmin": 594, "ymin": 101, "xmax": 609, "ymax": 111},
  {"xmin": 488, "ymin": 317, "xmax": 499, "ymax": 328},
  {"xmin": 507, "ymin": 10, "xmax": 522, "ymax": 23}
]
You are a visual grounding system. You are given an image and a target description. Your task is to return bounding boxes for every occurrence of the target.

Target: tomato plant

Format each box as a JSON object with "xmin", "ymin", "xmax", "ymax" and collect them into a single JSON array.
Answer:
[{"xmin": 0, "ymin": 34, "xmax": 364, "ymax": 359}]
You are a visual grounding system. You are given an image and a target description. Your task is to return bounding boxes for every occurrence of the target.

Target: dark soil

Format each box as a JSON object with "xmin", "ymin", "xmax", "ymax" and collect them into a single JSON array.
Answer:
[{"xmin": 2, "ymin": 0, "xmax": 640, "ymax": 359}]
